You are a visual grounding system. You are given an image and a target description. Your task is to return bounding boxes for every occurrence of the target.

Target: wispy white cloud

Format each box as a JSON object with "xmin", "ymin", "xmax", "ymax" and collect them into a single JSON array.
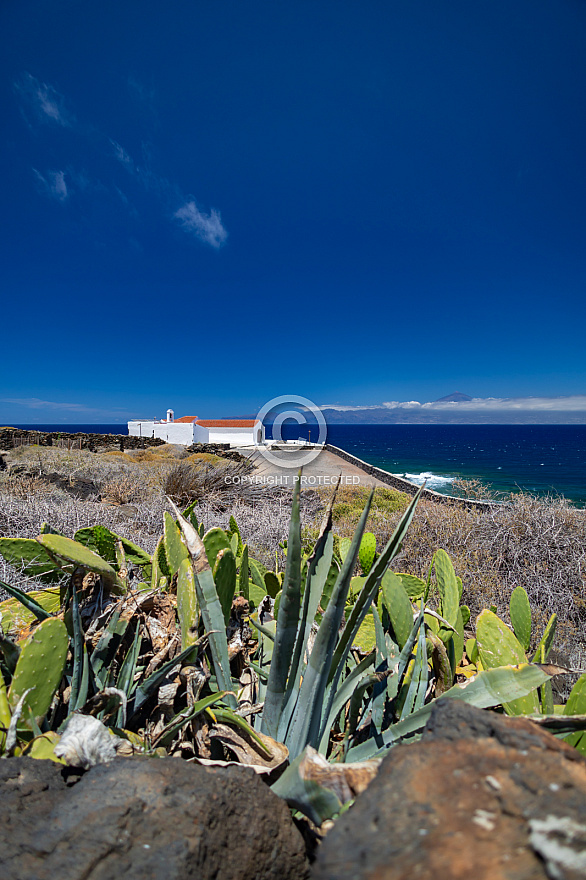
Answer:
[
  {"xmin": 16, "ymin": 74, "xmax": 228, "ymax": 248},
  {"xmin": 322, "ymin": 395, "xmax": 586, "ymax": 413},
  {"xmin": 421, "ymin": 396, "xmax": 586, "ymax": 412},
  {"xmin": 174, "ymin": 201, "xmax": 228, "ymax": 248},
  {"xmin": 33, "ymin": 169, "xmax": 69, "ymax": 202},
  {"xmin": 1, "ymin": 398, "xmax": 94, "ymax": 412},
  {"xmin": 15, "ymin": 73, "xmax": 73, "ymax": 126},
  {"xmin": 110, "ymin": 139, "xmax": 135, "ymax": 171}
]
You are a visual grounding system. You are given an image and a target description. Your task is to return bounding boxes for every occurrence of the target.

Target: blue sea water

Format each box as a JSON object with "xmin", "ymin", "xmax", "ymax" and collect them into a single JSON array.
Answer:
[
  {"xmin": 280, "ymin": 423, "xmax": 586, "ymax": 506},
  {"xmin": 8, "ymin": 423, "xmax": 586, "ymax": 506}
]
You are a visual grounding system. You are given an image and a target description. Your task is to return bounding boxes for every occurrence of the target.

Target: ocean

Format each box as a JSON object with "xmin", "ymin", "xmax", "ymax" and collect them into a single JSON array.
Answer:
[{"xmin": 7, "ymin": 423, "xmax": 586, "ymax": 506}]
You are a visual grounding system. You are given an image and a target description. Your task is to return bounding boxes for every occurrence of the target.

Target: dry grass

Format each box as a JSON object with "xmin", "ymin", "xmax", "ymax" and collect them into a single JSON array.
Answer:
[{"xmin": 2, "ymin": 445, "xmax": 585, "ymax": 678}]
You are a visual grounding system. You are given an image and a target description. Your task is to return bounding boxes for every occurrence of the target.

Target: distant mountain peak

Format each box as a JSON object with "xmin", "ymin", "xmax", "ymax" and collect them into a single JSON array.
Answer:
[{"xmin": 434, "ymin": 392, "xmax": 473, "ymax": 403}]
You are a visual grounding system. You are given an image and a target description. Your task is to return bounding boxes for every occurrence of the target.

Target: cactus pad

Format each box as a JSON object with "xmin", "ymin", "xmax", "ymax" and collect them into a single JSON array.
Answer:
[{"xmin": 8, "ymin": 617, "xmax": 69, "ymax": 723}]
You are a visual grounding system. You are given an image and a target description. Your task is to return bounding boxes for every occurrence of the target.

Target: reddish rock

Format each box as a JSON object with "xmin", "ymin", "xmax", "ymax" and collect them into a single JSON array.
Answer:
[{"xmin": 312, "ymin": 701, "xmax": 586, "ymax": 880}]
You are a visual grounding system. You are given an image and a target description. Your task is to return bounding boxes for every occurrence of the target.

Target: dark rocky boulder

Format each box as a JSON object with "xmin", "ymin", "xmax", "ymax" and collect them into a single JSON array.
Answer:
[
  {"xmin": 312, "ymin": 701, "xmax": 586, "ymax": 880},
  {"xmin": 0, "ymin": 757, "xmax": 309, "ymax": 880}
]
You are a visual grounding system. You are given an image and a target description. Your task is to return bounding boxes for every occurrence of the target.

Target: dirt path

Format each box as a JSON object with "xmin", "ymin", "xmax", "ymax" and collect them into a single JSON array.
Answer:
[{"xmin": 236, "ymin": 445, "xmax": 393, "ymax": 489}]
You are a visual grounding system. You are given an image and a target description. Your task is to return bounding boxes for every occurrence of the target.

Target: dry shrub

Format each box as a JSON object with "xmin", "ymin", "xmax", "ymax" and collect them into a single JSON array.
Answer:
[
  {"xmin": 184, "ymin": 452, "xmax": 225, "ymax": 465},
  {"xmin": 161, "ymin": 458, "xmax": 259, "ymax": 507},
  {"xmin": 100, "ymin": 475, "xmax": 140, "ymax": 505},
  {"xmin": 395, "ymin": 493, "xmax": 586, "ymax": 669},
  {"xmin": 127, "ymin": 445, "xmax": 187, "ymax": 463},
  {"xmin": 304, "ymin": 486, "xmax": 410, "ymax": 552},
  {"xmin": 3, "ymin": 475, "xmax": 52, "ymax": 499}
]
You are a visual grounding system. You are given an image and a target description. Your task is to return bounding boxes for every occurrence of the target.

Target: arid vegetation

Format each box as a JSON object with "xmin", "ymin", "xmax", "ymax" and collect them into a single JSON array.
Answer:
[{"xmin": 2, "ymin": 445, "xmax": 585, "ymax": 674}]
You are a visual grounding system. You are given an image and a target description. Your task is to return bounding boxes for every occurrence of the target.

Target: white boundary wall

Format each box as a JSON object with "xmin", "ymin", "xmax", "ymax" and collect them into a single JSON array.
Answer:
[
  {"xmin": 128, "ymin": 421, "xmax": 196, "ymax": 445},
  {"xmin": 128, "ymin": 420, "xmax": 264, "ymax": 447}
]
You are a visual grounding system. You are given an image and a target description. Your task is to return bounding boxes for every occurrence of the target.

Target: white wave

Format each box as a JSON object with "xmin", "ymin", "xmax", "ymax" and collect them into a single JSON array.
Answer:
[{"xmin": 395, "ymin": 471, "xmax": 455, "ymax": 490}]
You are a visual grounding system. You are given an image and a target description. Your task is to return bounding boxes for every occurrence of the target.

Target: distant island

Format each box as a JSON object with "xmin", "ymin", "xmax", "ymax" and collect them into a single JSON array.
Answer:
[{"xmin": 318, "ymin": 393, "xmax": 586, "ymax": 425}]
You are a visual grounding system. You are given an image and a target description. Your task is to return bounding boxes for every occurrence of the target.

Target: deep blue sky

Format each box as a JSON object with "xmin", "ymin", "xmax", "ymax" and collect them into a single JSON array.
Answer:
[{"xmin": 2, "ymin": 0, "xmax": 586, "ymax": 423}]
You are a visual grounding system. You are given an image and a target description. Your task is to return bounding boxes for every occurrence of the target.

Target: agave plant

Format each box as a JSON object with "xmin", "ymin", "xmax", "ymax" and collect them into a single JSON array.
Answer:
[{"xmin": 1, "ymin": 487, "xmax": 585, "ymax": 826}]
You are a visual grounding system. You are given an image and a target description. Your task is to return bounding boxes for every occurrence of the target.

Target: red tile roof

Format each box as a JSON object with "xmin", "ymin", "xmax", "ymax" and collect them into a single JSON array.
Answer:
[
  {"xmin": 196, "ymin": 419, "xmax": 257, "ymax": 428},
  {"xmin": 174, "ymin": 416, "xmax": 198, "ymax": 423}
]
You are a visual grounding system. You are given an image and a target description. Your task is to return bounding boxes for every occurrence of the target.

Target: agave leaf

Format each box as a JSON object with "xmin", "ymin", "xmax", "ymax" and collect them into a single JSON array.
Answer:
[
  {"xmin": 152, "ymin": 691, "xmax": 227, "ymax": 748},
  {"xmin": 345, "ymin": 663, "xmax": 550, "ymax": 762},
  {"xmin": 131, "ymin": 641, "xmax": 200, "ymax": 715},
  {"xmin": 532, "ymin": 613, "xmax": 557, "ymax": 663},
  {"xmin": 385, "ymin": 604, "xmax": 425, "ymax": 705},
  {"xmin": 368, "ymin": 604, "xmax": 390, "ymax": 735},
  {"xmin": 399, "ymin": 605, "xmax": 429, "ymax": 720},
  {"xmin": 90, "ymin": 611, "xmax": 129, "ymax": 690},
  {"xmin": 329, "ymin": 488, "xmax": 423, "ymax": 693},
  {"xmin": 238, "ymin": 544, "xmax": 249, "ymax": 600},
  {"xmin": 271, "ymin": 749, "xmax": 343, "ymax": 825},
  {"xmin": 317, "ymin": 651, "xmax": 376, "ymax": 754},
  {"xmin": 168, "ymin": 499, "xmax": 236, "ymax": 708},
  {"xmin": 115, "ymin": 623, "xmax": 142, "ymax": 725},
  {"xmin": 68, "ymin": 577, "xmax": 84, "ymax": 713},
  {"xmin": 261, "ymin": 476, "xmax": 303, "ymax": 739},
  {"xmin": 212, "ymin": 707, "xmax": 275, "ymax": 758},
  {"xmin": 278, "ymin": 491, "xmax": 338, "ymax": 743},
  {"xmin": 285, "ymin": 489, "xmax": 375, "ymax": 758}
]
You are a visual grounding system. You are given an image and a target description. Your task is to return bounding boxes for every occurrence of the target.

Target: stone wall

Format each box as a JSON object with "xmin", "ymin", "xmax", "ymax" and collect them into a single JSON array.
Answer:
[
  {"xmin": 324, "ymin": 443, "xmax": 496, "ymax": 511},
  {"xmin": 0, "ymin": 428, "xmax": 165, "ymax": 452},
  {"xmin": 186, "ymin": 444, "xmax": 246, "ymax": 462}
]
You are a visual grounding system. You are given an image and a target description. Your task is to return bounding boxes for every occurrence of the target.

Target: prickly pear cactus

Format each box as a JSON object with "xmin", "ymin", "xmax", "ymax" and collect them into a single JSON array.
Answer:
[
  {"xmin": 381, "ymin": 570, "xmax": 413, "ymax": 650},
  {"xmin": 151, "ymin": 536, "xmax": 169, "ymax": 588},
  {"xmin": 434, "ymin": 549, "xmax": 460, "ymax": 629},
  {"xmin": 8, "ymin": 617, "xmax": 69, "ymax": 723},
  {"xmin": 337, "ymin": 537, "xmax": 352, "ymax": 565},
  {"xmin": 359, "ymin": 533, "xmax": 377, "ymax": 575},
  {"xmin": 475, "ymin": 609, "xmax": 539, "ymax": 715},
  {"xmin": 203, "ymin": 527, "xmax": 231, "ymax": 570},
  {"xmin": 395, "ymin": 573, "xmax": 426, "ymax": 599},
  {"xmin": 0, "ymin": 537, "xmax": 62, "ymax": 583},
  {"xmin": 24, "ymin": 731, "xmax": 65, "ymax": 764},
  {"xmin": 214, "ymin": 549, "xmax": 237, "ymax": 624},
  {"xmin": 37, "ymin": 534, "xmax": 124, "ymax": 594},
  {"xmin": 228, "ymin": 516, "xmax": 243, "ymax": 555},
  {"xmin": 177, "ymin": 558, "xmax": 199, "ymax": 651},
  {"xmin": 263, "ymin": 571, "xmax": 281, "ymax": 599},
  {"xmin": 0, "ymin": 587, "xmax": 60, "ymax": 636},
  {"xmin": 0, "ymin": 668, "xmax": 10, "ymax": 751},
  {"xmin": 163, "ymin": 513, "xmax": 189, "ymax": 575},
  {"xmin": 510, "ymin": 586, "xmax": 532, "ymax": 652}
]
